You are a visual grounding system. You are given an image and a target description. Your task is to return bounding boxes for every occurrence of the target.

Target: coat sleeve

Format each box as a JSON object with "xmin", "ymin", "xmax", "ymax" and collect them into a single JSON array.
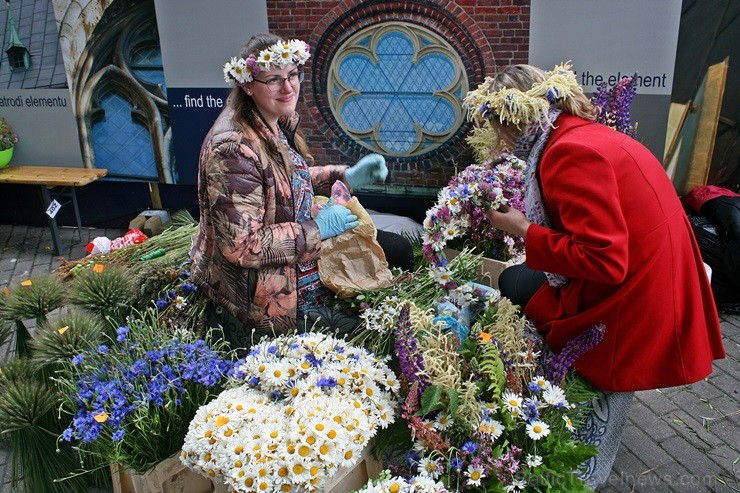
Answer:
[
  {"xmin": 309, "ymin": 164, "xmax": 349, "ymax": 197},
  {"xmin": 524, "ymin": 141, "xmax": 629, "ymax": 284},
  {"xmin": 205, "ymin": 140, "xmax": 321, "ymax": 269}
]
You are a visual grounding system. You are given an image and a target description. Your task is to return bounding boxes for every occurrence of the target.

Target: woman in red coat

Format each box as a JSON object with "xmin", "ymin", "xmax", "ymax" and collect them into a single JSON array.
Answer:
[{"xmin": 468, "ymin": 63, "xmax": 725, "ymax": 487}]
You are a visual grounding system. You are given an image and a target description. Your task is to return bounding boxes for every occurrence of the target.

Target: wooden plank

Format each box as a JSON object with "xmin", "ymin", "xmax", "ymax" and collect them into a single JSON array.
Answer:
[{"xmin": 0, "ymin": 166, "xmax": 107, "ymax": 187}]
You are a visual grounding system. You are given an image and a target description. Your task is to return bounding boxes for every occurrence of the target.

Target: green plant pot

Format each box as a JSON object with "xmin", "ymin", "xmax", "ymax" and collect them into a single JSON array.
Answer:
[{"xmin": 0, "ymin": 146, "xmax": 14, "ymax": 168}]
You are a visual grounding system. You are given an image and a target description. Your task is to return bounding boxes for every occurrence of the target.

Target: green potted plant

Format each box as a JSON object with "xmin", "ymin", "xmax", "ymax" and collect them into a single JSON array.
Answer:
[{"xmin": 0, "ymin": 116, "xmax": 18, "ymax": 168}]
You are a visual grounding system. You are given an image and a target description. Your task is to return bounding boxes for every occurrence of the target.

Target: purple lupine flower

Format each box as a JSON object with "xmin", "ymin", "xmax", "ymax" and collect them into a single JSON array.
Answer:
[
  {"xmin": 546, "ymin": 324, "xmax": 606, "ymax": 384},
  {"xmin": 394, "ymin": 303, "xmax": 430, "ymax": 397}
]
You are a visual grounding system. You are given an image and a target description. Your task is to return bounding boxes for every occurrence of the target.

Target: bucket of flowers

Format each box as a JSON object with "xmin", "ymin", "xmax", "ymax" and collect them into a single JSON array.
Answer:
[
  {"xmin": 180, "ymin": 331, "xmax": 400, "ymax": 493},
  {"xmin": 369, "ymin": 298, "xmax": 602, "ymax": 492},
  {"xmin": 55, "ymin": 309, "xmax": 234, "ymax": 492},
  {"xmin": 421, "ymin": 152, "xmax": 527, "ymax": 288}
]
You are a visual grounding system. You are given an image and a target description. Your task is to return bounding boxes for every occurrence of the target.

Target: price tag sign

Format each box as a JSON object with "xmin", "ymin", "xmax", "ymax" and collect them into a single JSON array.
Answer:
[{"xmin": 45, "ymin": 199, "xmax": 62, "ymax": 218}]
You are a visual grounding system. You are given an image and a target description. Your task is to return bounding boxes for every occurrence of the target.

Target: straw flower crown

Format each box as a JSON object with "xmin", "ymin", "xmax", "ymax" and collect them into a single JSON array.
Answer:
[
  {"xmin": 463, "ymin": 61, "xmax": 584, "ymax": 130},
  {"xmin": 223, "ymin": 39, "xmax": 311, "ymax": 86}
]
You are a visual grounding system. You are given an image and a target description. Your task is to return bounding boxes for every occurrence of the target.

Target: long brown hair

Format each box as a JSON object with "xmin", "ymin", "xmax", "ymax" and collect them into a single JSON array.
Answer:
[{"xmin": 228, "ymin": 33, "xmax": 314, "ymax": 168}]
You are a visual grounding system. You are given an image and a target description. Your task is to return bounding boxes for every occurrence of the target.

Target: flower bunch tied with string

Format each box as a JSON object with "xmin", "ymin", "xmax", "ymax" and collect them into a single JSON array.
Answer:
[
  {"xmin": 422, "ymin": 152, "xmax": 527, "ymax": 265},
  {"xmin": 375, "ymin": 298, "xmax": 602, "ymax": 492},
  {"xmin": 223, "ymin": 39, "xmax": 310, "ymax": 86},
  {"xmin": 180, "ymin": 332, "xmax": 399, "ymax": 493}
]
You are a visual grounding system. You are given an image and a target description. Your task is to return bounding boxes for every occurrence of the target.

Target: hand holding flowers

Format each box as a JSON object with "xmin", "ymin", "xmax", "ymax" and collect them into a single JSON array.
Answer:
[{"xmin": 422, "ymin": 152, "xmax": 527, "ymax": 265}]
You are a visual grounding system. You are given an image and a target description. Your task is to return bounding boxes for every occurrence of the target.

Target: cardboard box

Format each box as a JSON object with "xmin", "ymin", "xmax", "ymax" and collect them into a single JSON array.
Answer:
[
  {"xmin": 443, "ymin": 248, "xmax": 524, "ymax": 289},
  {"xmin": 111, "ymin": 454, "xmax": 215, "ymax": 493},
  {"xmin": 324, "ymin": 443, "xmax": 383, "ymax": 493}
]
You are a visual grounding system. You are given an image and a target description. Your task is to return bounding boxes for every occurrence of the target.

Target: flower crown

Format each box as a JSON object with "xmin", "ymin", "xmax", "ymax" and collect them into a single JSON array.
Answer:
[
  {"xmin": 463, "ymin": 61, "xmax": 583, "ymax": 129},
  {"xmin": 222, "ymin": 39, "xmax": 310, "ymax": 86}
]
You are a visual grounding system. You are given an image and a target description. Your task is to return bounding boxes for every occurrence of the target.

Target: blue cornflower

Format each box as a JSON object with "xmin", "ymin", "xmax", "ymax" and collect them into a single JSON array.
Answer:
[
  {"xmin": 62, "ymin": 428, "xmax": 74, "ymax": 441},
  {"xmin": 267, "ymin": 345, "xmax": 278, "ymax": 355},
  {"xmin": 461, "ymin": 441, "xmax": 479, "ymax": 454},
  {"xmin": 528, "ymin": 381, "xmax": 542, "ymax": 393},
  {"xmin": 179, "ymin": 269, "xmax": 191, "ymax": 280},
  {"xmin": 167, "ymin": 290, "xmax": 177, "ymax": 299},
  {"xmin": 97, "ymin": 345, "xmax": 109, "ymax": 354},
  {"xmin": 304, "ymin": 353, "xmax": 322, "ymax": 367},
  {"xmin": 116, "ymin": 326, "xmax": 129, "ymax": 343},
  {"xmin": 72, "ymin": 354, "xmax": 85, "ymax": 365},
  {"xmin": 316, "ymin": 377, "xmax": 337, "ymax": 390},
  {"xmin": 522, "ymin": 398, "xmax": 540, "ymax": 423},
  {"xmin": 180, "ymin": 282, "xmax": 196, "ymax": 293},
  {"xmin": 450, "ymin": 456, "xmax": 464, "ymax": 471},
  {"xmin": 248, "ymin": 376, "xmax": 260, "ymax": 387},
  {"xmin": 155, "ymin": 298, "xmax": 168, "ymax": 309},
  {"xmin": 147, "ymin": 349, "xmax": 164, "ymax": 363},
  {"xmin": 111, "ymin": 429, "xmax": 125, "ymax": 442}
]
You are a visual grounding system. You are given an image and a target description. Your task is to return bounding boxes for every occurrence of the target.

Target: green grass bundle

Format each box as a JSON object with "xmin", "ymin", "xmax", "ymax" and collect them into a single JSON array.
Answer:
[
  {"xmin": 0, "ymin": 275, "xmax": 66, "ymax": 322},
  {"xmin": 0, "ymin": 359, "xmax": 89, "ymax": 493},
  {"xmin": 31, "ymin": 309, "xmax": 106, "ymax": 372},
  {"xmin": 67, "ymin": 265, "xmax": 135, "ymax": 325}
]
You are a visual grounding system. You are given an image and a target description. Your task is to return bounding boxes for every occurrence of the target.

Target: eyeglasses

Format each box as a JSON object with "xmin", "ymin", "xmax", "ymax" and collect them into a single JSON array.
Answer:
[{"xmin": 252, "ymin": 71, "xmax": 305, "ymax": 92}]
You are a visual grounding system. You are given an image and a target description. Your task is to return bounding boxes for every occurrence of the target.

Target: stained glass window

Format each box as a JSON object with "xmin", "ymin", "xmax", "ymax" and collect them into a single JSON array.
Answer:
[{"xmin": 328, "ymin": 22, "xmax": 468, "ymax": 157}]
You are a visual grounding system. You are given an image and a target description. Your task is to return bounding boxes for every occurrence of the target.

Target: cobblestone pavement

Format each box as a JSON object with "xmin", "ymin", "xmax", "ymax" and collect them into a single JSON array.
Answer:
[{"xmin": 0, "ymin": 225, "xmax": 738, "ymax": 493}]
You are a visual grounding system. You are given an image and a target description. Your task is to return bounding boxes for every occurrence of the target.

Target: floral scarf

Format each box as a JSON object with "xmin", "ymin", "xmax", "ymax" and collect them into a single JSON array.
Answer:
[
  {"xmin": 277, "ymin": 129, "xmax": 333, "ymax": 309},
  {"xmin": 513, "ymin": 107, "xmax": 568, "ymax": 287}
]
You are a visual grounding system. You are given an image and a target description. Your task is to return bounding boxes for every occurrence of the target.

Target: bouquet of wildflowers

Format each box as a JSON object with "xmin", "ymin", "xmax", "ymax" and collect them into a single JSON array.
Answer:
[
  {"xmin": 349, "ymin": 249, "xmax": 493, "ymax": 357},
  {"xmin": 180, "ymin": 332, "xmax": 399, "ymax": 493},
  {"xmin": 56, "ymin": 310, "xmax": 233, "ymax": 474},
  {"xmin": 377, "ymin": 298, "xmax": 601, "ymax": 492},
  {"xmin": 422, "ymin": 153, "xmax": 527, "ymax": 264}
]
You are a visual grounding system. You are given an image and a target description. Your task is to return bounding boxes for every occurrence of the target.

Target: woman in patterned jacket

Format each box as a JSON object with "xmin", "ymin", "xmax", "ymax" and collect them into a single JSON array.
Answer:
[{"xmin": 190, "ymin": 33, "xmax": 396, "ymax": 347}]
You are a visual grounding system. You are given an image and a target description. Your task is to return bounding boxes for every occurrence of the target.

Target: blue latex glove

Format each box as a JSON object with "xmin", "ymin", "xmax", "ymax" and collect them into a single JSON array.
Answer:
[
  {"xmin": 314, "ymin": 204, "xmax": 359, "ymax": 240},
  {"xmin": 345, "ymin": 154, "xmax": 388, "ymax": 189}
]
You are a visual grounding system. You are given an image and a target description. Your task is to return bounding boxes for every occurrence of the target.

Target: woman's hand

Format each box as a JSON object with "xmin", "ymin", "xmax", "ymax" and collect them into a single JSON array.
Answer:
[
  {"xmin": 485, "ymin": 205, "xmax": 531, "ymax": 238},
  {"xmin": 314, "ymin": 204, "xmax": 359, "ymax": 240},
  {"xmin": 345, "ymin": 154, "xmax": 388, "ymax": 188}
]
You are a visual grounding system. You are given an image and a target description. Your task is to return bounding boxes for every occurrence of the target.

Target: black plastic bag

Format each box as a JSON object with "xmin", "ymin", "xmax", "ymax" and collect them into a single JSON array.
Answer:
[{"xmin": 687, "ymin": 206, "xmax": 740, "ymax": 313}]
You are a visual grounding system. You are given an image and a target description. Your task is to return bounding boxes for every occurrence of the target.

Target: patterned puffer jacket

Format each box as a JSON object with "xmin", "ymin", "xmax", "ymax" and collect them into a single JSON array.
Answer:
[{"xmin": 190, "ymin": 108, "xmax": 347, "ymax": 334}]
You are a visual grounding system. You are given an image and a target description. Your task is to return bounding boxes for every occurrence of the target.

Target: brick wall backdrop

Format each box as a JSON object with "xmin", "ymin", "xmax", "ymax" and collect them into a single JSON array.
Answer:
[{"xmin": 267, "ymin": 0, "xmax": 531, "ymax": 191}]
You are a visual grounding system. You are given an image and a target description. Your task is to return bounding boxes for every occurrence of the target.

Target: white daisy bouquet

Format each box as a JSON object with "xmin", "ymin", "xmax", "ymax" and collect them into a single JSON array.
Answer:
[
  {"xmin": 380, "ymin": 298, "xmax": 601, "ymax": 492},
  {"xmin": 180, "ymin": 332, "xmax": 399, "ymax": 493},
  {"xmin": 422, "ymin": 152, "xmax": 527, "ymax": 264}
]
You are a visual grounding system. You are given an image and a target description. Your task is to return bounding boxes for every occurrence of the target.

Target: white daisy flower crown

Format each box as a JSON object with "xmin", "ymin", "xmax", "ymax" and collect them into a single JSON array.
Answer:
[{"xmin": 222, "ymin": 39, "xmax": 311, "ymax": 86}]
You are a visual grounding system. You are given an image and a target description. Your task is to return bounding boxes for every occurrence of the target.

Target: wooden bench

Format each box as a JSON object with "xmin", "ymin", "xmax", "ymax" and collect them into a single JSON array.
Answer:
[{"xmin": 0, "ymin": 166, "xmax": 108, "ymax": 255}]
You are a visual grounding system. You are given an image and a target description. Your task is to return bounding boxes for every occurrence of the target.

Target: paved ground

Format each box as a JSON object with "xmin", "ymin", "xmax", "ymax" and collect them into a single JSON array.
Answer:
[{"xmin": 0, "ymin": 224, "xmax": 738, "ymax": 493}]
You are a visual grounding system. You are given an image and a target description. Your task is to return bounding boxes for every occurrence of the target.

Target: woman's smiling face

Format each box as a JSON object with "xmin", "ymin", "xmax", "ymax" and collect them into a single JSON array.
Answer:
[{"xmin": 245, "ymin": 64, "xmax": 302, "ymax": 128}]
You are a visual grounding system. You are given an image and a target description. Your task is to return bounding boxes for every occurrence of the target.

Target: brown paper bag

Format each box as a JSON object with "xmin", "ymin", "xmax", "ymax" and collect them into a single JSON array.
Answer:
[{"xmin": 317, "ymin": 194, "xmax": 394, "ymax": 298}]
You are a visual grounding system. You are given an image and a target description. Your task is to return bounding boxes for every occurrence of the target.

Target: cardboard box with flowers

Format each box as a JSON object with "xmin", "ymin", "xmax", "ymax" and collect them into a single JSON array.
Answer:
[{"xmin": 180, "ymin": 332, "xmax": 399, "ymax": 493}]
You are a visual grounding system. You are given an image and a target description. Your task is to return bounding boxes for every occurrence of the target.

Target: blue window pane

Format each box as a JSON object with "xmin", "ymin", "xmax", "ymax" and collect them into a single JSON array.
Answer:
[
  {"xmin": 91, "ymin": 92, "xmax": 157, "ymax": 179},
  {"xmin": 130, "ymin": 44, "xmax": 166, "ymax": 91}
]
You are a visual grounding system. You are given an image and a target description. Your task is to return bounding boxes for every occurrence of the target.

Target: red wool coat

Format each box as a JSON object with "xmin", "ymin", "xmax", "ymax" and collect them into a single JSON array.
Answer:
[{"xmin": 524, "ymin": 114, "xmax": 725, "ymax": 392}]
